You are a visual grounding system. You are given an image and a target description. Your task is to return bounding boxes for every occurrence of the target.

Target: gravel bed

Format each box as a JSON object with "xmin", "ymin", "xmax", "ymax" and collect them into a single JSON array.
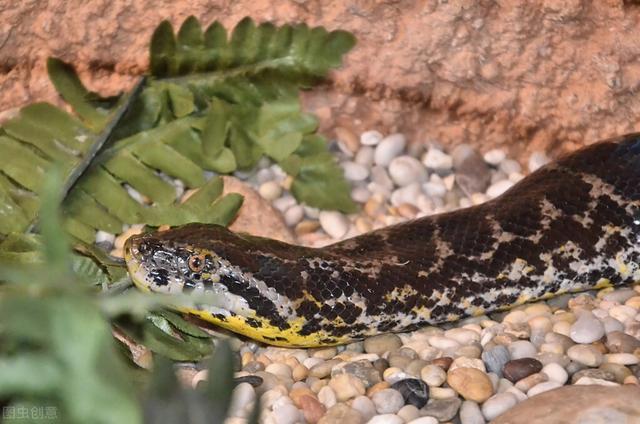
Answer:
[{"xmin": 107, "ymin": 128, "xmax": 640, "ymax": 423}]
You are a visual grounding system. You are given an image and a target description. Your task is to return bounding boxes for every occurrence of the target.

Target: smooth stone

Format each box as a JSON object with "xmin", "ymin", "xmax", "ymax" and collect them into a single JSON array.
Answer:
[
  {"xmin": 598, "ymin": 363, "xmax": 632, "ymax": 383},
  {"xmin": 319, "ymin": 211, "xmax": 349, "ymax": 239},
  {"xmin": 567, "ymin": 344, "xmax": 604, "ymax": 367},
  {"xmin": 541, "ymin": 362, "xmax": 568, "ymax": 384},
  {"xmin": 503, "ymin": 358, "xmax": 543, "ymax": 383},
  {"xmin": 407, "ymin": 418, "xmax": 438, "ymax": 424},
  {"xmin": 429, "ymin": 387, "xmax": 457, "ymax": 400},
  {"xmin": 606, "ymin": 330, "xmax": 640, "ymax": 353},
  {"xmin": 351, "ymin": 395, "xmax": 377, "ymax": 422},
  {"xmin": 569, "ymin": 313, "xmax": 605, "ymax": 343},
  {"xmin": 499, "ymin": 159, "xmax": 521, "ymax": 175},
  {"xmin": 508, "ymin": 340, "xmax": 538, "ymax": 360},
  {"xmin": 445, "ymin": 328, "xmax": 481, "ymax": 345},
  {"xmin": 405, "ymin": 359, "xmax": 429, "ymax": 378},
  {"xmin": 266, "ymin": 363, "xmax": 293, "ymax": 380},
  {"xmin": 602, "ymin": 316, "xmax": 625, "ymax": 333},
  {"xmin": 374, "ymin": 133, "xmax": 406, "ymax": 166},
  {"xmin": 355, "ymin": 146, "xmax": 375, "ymax": 167},
  {"xmin": 258, "ymin": 181, "xmax": 282, "ymax": 201},
  {"xmin": 309, "ymin": 359, "xmax": 342, "ymax": 378},
  {"xmin": 422, "ymin": 181, "xmax": 447, "ymax": 198},
  {"xmin": 450, "ymin": 357, "xmax": 486, "ymax": 373},
  {"xmin": 295, "ymin": 393, "xmax": 326, "ymax": 423},
  {"xmin": 364, "ymin": 333, "xmax": 403, "ymax": 355},
  {"xmin": 447, "ymin": 367, "xmax": 494, "ymax": 403},
  {"xmin": 486, "ymin": 179, "xmax": 514, "ymax": 198},
  {"xmin": 492, "ymin": 385, "xmax": 640, "ymax": 424},
  {"xmin": 421, "ymin": 397, "xmax": 462, "ymax": 422},
  {"xmin": 351, "ymin": 186, "xmax": 372, "ymax": 203},
  {"xmin": 391, "ymin": 378, "xmax": 429, "ymax": 409},
  {"xmin": 396, "ymin": 405, "xmax": 420, "ymax": 422},
  {"xmin": 527, "ymin": 381, "xmax": 562, "ymax": 397},
  {"xmin": 422, "ymin": 148, "xmax": 453, "ymax": 172},
  {"xmin": 272, "ymin": 402, "xmax": 304, "ymax": 424},
  {"xmin": 481, "ymin": 392, "xmax": 518, "ymax": 421},
  {"xmin": 528, "ymin": 151, "xmax": 550, "ymax": 172},
  {"xmin": 459, "ymin": 400, "xmax": 485, "ymax": 424},
  {"xmin": 452, "ymin": 144, "xmax": 491, "ymax": 194},
  {"xmin": 342, "ymin": 161, "xmax": 370, "ymax": 181},
  {"xmin": 574, "ymin": 376, "xmax": 620, "ymax": 386},
  {"xmin": 317, "ymin": 386, "xmax": 337, "ymax": 409},
  {"xmin": 367, "ymin": 414, "xmax": 403, "ymax": 424},
  {"xmin": 608, "ymin": 305, "xmax": 638, "ymax": 323},
  {"xmin": 420, "ymin": 364, "xmax": 447, "ymax": 387},
  {"xmin": 360, "ymin": 130, "xmax": 383, "ymax": 146},
  {"xmin": 283, "ymin": 205, "xmax": 304, "ymax": 227},
  {"xmin": 482, "ymin": 345, "xmax": 511, "ymax": 377},
  {"xmin": 318, "ymin": 403, "xmax": 364, "ymax": 424},
  {"xmin": 602, "ymin": 288, "xmax": 638, "ymax": 304},
  {"xmin": 390, "ymin": 183, "xmax": 422, "ymax": 207},
  {"xmin": 570, "ymin": 368, "xmax": 617, "ymax": 384},
  {"xmin": 329, "ymin": 374, "xmax": 366, "ymax": 401},
  {"xmin": 371, "ymin": 388, "xmax": 405, "ymax": 414},
  {"xmin": 389, "ymin": 155, "xmax": 427, "ymax": 186},
  {"xmin": 514, "ymin": 373, "xmax": 548, "ymax": 392},
  {"xmin": 228, "ymin": 383, "xmax": 256, "ymax": 418},
  {"xmin": 372, "ymin": 358, "xmax": 390, "ymax": 375},
  {"xmin": 604, "ymin": 353, "xmax": 639, "ymax": 365},
  {"xmin": 483, "ymin": 148, "xmax": 506, "ymax": 166},
  {"xmin": 332, "ymin": 360, "xmax": 382, "ymax": 388}
]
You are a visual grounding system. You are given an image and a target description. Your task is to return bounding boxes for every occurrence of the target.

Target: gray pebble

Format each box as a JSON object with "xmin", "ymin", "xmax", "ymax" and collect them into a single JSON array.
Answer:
[
  {"xmin": 421, "ymin": 397, "xmax": 461, "ymax": 422},
  {"xmin": 481, "ymin": 392, "xmax": 518, "ymax": 421},
  {"xmin": 459, "ymin": 400, "xmax": 486, "ymax": 424},
  {"xmin": 482, "ymin": 345, "xmax": 511, "ymax": 377},
  {"xmin": 508, "ymin": 340, "xmax": 537, "ymax": 359},
  {"xmin": 569, "ymin": 312, "xmax": 605, "ymax": 343}
]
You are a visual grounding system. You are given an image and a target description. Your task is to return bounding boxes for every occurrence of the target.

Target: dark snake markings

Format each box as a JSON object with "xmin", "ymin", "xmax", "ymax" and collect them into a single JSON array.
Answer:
[{"xmin": 125, "ymin": 133, "xmax": 640, "ymax": 347}]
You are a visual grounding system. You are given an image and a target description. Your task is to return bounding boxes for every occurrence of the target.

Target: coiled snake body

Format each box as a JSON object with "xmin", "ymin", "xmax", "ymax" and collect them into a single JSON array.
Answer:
[{"xmin": 125, "ymin": 134, "xmax": 640, "ymax": 347}]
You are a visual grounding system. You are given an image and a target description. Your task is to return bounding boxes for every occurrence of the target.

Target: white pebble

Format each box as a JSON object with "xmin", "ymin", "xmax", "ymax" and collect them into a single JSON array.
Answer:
[
  {"xmin": 483, "ymin": 149, "xmax": 506, "ymax": 166},
  {"xmin": 422, "ymin": 148, "xmax": 453, "ymax": 172},
  {"xmin": 508, "ymin": 340, "xmax": 537, "ymax": 359},
  {"xmin": 528, "ymin": 151, "xmax": 550, "ymax": 172},
  {"xmin": 541, "ymin": 362, "xmax": 568, "ymax": 384},
  {"xmin": 574, "ymin": 377, "xmax": 619, "ymax": 386},
  {"xmin": 459, "ymin": 401, "xmax": 485, "ymax": 424},
  {"xmin": 508, "ymin": 172, "xmax": 524, "ymax": 183},
  {"xmin": 351, "ymin": 186, "xmax": 372, "ymax": 203},
  {"xmin": 342, "ymin": 161, "xmax": 370, "ymax": 181},
  {"xmin": 371, "ymin": 389, "xmax": 404, "ymax": 414},
  {"xmin": 602, "ymin": 316, "xmax": 624, "ymax": 333},
  {"xmin": 427, "ymin": 335, "xmax": 460, "ymax": 350},
  {"xmin": 284, "ymin": 205, "xmax": 304, "ymax": 227},
  {"xmin": 352, "ymin": 395, "xmax": 377, "ymax": 421},
  {"xmin": 355, "ymin": 146, "xmax": 375, "ymax": 167},
  {"xmin": 481, "ymin": 392, "xmax": 518, "ymax": 421},
  {"xmin": 407, "ymin": 417, "xmax": 439, "ymax": 424},
  {"xmin": 361, "ymin": 130, "xmax": 384, "ymax": 146},
  {"xmin": 272, "ymin": 195, "xmax": 297, "ymax": 212},
  {"xmin": 368, "ymin": 415, "xmax": 404, "ymax": 424},
  {"xmin": 317, "ymin": 386, "xmax": 337, "ymax": 408},
  {"xmin": 271, "ymin": 402, "xmax": 303, "ymax": 424},
  {"xmin": 388, "ymin": 156, "xmax": 427, "ymax": 186},
  {"xmin": 258, "ymin": 181, "xmax": 282, "ymax": 201},
  {"xmin": 569, "ymin": 313, "xmax": 605, "ymax": 343},
  {"xmin": 255, "ymin": 168, "xmax": 274, "ymax": 184},
  {"xmin": 319, "ymin": 211, "xmax": 349, "ymax": 239},
  {"xmin": 420, "ymin": 364, "xmax": 447, "ymax": 386},
  {"xmin": 390, "ymin": 183, "xmax": 422, "ymax": 207},
  {"xmin": 374, "ymin": 133, "xmax": 406, "ymax": 166},
  {"xmin": 527, "ymin": 381, "xmax": 562, "ymax": 397},
  {"xmin": 499, "ymin": 159, "xmax": 521, "ymax": 175},
  {"xmin": 486, "ymin": 180, "xmax": 514, "ymax": 198},
  {"xmin": 567, "ymin": 344, "xmax": 603, "ymax": 367},
  {"xmin": 422, "ymin": 181, "xmax": 447, "ymax": 198}
]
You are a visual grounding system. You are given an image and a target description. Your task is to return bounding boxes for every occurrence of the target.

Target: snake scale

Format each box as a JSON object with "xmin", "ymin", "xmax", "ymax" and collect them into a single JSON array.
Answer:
[{"xmin": 125, "ymin": 133, "xmax": 640, "ymax": 347}]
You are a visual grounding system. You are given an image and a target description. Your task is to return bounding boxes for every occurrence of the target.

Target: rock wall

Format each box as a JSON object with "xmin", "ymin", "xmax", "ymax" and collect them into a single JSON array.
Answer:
[{"xmin": 2, "ymin": 0, "xmax": 640, "ymax": 158}]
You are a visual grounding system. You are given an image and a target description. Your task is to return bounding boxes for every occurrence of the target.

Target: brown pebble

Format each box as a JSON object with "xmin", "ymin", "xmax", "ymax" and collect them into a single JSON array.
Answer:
[
  {"xmin": 372, "ymin": 358, "xmax": 390, "ymax": 374},
  {"xmin": 366, "ymin": 381, "xmax": 390, "ymax": 397},
  {"xmin": 296, "ymin": 394, "xmax": 326, "ymax": 424},
  {"xmin": 295, "ymin": 220, "xmax": 321, "ymax": 235},
  {"xmin": 397, "ymin": 203, "xmax": 420, "ymax": 218},
  {"xmin": 431, "ymin": 357, "xmax": 454, "ymax": 371},
  {"xmin": 514, "ymin": 372, "xmax": 547, "ymax": 392},
  {"xmin": 335, "ymin": 126, "xmax": 360, "ymax": 155},
  {"xmin": 447, "ymin": 367, "xmax": 494, "ymax": 403},
  {"xmin": 503, "ymin": 358, "xmax": 543, "ymax": 383}
]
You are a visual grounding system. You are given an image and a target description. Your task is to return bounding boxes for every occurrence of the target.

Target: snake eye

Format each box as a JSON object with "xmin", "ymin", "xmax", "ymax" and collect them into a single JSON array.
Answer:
[{"xmin": 188, "ymin": 254, "xmax": 206, "ymax": 272}]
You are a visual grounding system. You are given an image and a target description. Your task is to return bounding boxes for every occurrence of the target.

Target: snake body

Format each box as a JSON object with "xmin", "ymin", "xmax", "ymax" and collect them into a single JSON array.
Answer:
[{"xmin": 125, "ymin": 134, "xmax": 640, "ymax": 347}]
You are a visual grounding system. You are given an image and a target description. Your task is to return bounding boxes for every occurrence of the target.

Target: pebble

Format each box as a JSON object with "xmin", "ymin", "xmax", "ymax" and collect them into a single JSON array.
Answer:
[
  {"xmin": 447, "ymin": 367, "xmax": 494, "ymax": 403},
  {"xmin": 526, "ymin": 381, "xmax": 562, "ymax": 397},
  {"xmin": 450, "ymin": 357, "xmax": 486, "ymax": 373},
  {"xmin": 420, "ymin": 364, "xmax": 447, "ymax": 387},
  {"xmin": 360, "ymin": 130, "xmax": 383, "ymax": 146},
  {"xmin": 606, "ymin": 331, "xmax": 640, "ymax": 353},
  {"xmin": 508, "ymin": 340, "xmax": 538, "ymax": 360},
  {"xmin": 396, "ymin": 405, "xmax": 420, "ymax": 422},
  {"xmin": 502, "ymin": 358, "xmax": 543, "ymax": 383},
  {"xmin": 483, "ymin": 148, "xmax": 506, "ymax": 166},
  {"xmin": 318, "ymin": 211, "xmax": 349, "ymax": 239},
  {"xmin": 422, "ymin": 148, "xmax": 453, "ymax": 172},
  {"xmin": 604, "ymin": 353, "xmax": 639, "ymax": 365},
  {"xmin": 569, "ymin": 312, "xmax": 604, "ymax": 343},
  {"xmin": 374, "ymin": 133, "xmax": 406, "ymax": 166},
  {"xmin": 598, "ymin": 363, "xmax": 632, "ymax": 383},
  {"xmin": 459, "ymin": 400, "xmax": 485, "ymax": 424},
  {"xmin": 481, "ymin": 392, "xmax": 518, "ymax": 421},
  {"xmin": 371, "ymin": 388, "xmax": 405, "ymax": 414},
  {"xmin": 228, "ymin": 383, "xmax": 256, "ymax": 418},
  {"xmin": 318, "ymin": 404, "xmax": 363, "ymax": 424},
  {"xmin": 367, "ymin": 414, "xmax": 403, "ymax": 424},
  {"xmin": 332, "ymin": 361, "xmax": 381, "ymax": 388},
  {"xmin": 283, "ymin": 205, "xmax": 304, "ymax": 227},
  {"xmin": 514, "ymin": 373, "xmax": 547, "ymax": 392},
  {"xmin": 258, "ymin": 181, "xmax": 282, "ymax": 201},
  {"xmin": 342, "ymin": 161, "xmax": 370, "ymax": 181},
  {"xmin": 351, "ymin": 186, "xmax": 372, "ymax": 203},
  {"xmin": 295, "ymin": 393, "xmax": 326, "ymax": 423},
  {"xmin": 364, "ymin": 333, "xmax": 403, "ymax": 355},
  {"xmin": 317, "ymin": 386, "xmax": 337, "ymax": 409},
  {"xmin": 351, "ymin": 396, "xmax": 376, "ymax": 422},
  {"xmin": 328, "ymin": 374, "xmax": 366, "ymax": 401},
  {"xmin": 389, "ymin": 155, "xmax": 427, "ymax": 186},
  {"xmin": 391, "ymin": 379, "xmax": 429, "ymax": 408},
  {"xmin": 541, "ymin": 362, "xmax": 568, "ymax": 384},
  {"xmin": 528, "ymin": 151, "xmax": 550, "ymax": 172},
  {"xmin": 407, "ymin": 418, "xmax": 438, "ymax": 424},
  {"xmin": 567, "ymin": 344, "xmax": 604, "ymax": 367},
  {"xmin": 499, "ymin": 159, "xmax": 521, "ymax": 175},
  {"xmin": 481, "ymin": 345, "xmax": 511, "ymax": 377},
  {"xmin": 486, "ymin": 179, "xmax": 514, "ymax": 198},
  {"xmin": 355, "ymin": 146, "xmax": 375, "ymax": 167}
]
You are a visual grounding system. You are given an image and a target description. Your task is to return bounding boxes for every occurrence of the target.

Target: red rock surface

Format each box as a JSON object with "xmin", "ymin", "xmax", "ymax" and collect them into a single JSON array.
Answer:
[{"xmin": 2, "ymin": 1, "xmax": 640, "ymax": 159}]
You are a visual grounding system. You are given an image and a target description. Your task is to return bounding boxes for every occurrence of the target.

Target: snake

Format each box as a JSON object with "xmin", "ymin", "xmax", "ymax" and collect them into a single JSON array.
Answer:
[{"xmin": 124, "ymin": 133, "xmax": 640, "ymax": 347}]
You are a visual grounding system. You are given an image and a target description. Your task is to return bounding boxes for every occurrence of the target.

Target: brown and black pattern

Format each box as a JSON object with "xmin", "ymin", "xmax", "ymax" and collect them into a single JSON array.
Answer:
[{"xmin": 125, "ymin": 133, "xmax": 640, "ymax": 346}]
